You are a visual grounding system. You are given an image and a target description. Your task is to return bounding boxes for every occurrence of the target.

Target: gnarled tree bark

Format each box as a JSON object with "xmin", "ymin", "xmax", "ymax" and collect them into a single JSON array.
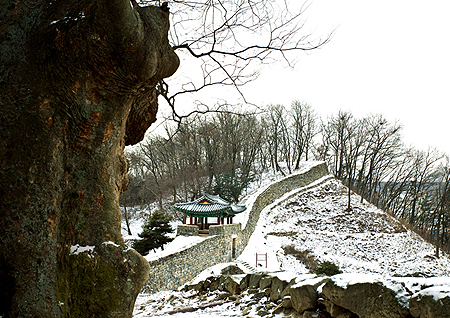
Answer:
[{"xmin": 0, "ymin": 0, "xmax": 179, "ymax": 317}]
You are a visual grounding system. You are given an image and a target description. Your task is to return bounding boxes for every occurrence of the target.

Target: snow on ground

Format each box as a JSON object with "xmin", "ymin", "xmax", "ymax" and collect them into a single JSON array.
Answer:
[
  {"xmin": 242, "ymin": 178, "xmax": 450, "ymax": 277},
  {"xmin": 127, "ymin": 163, "xmax": 450, "ymax": 317}
]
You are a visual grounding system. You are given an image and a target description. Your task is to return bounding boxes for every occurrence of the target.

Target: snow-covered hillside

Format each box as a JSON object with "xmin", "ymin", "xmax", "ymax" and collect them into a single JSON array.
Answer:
[
  {"xmin": 127, "ymin": 168, "xmax": 450, "ymax": 317},
  {"xmin": 241, "ymin": 178, "xmax": 450, "ymax": 277}
]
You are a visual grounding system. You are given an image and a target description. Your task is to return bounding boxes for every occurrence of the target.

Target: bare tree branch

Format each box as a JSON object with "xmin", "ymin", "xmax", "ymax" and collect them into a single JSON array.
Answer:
[{"xmin": 137, "ymin": 0, "xmax": 332, "ymax": 126}]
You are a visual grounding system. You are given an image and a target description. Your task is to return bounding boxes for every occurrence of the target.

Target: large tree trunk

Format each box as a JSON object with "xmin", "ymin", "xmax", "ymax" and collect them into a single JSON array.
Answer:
[{"xmin": 0, "ymin": 1, "xmax": 179, "ymax": 317}]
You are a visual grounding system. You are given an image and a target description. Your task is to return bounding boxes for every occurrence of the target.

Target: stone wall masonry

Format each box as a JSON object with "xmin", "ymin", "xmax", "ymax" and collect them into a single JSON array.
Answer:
[
  {"xmin": 143, "ymin": 233, "xmax": 234, "ymax": 293},
  {"xmin": 176, "ymin": 224, "xmax": 199, "ymax": 236},
  {"xmin": 143, "ymin": 162, "xmax": 330, "ymax": 292},
  {"xmin": 209, "ymin": 223, "xmax": 241, "ymax": 236}
]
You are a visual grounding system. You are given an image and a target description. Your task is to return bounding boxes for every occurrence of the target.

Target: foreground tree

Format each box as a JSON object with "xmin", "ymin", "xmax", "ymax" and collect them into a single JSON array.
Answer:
[{"xmin": 0, "ymin": 1, "xmax": 179, "ymax": 317}]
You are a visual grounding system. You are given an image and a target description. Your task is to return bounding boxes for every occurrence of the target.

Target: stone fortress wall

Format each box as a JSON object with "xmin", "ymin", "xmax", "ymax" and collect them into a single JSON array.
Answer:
[{"xmin": 143, "ymin": 162, "xmax": 330, "ymax": 292}]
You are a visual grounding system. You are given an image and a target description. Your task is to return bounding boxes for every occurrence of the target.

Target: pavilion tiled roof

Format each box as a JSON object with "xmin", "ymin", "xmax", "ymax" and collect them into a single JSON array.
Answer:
[{"xmin": 173, "ymin": 194, "xmax": 246, "ymax": 218}]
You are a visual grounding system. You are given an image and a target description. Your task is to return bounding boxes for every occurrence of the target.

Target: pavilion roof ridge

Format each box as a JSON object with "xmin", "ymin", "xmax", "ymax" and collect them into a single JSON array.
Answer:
[{"xmin": 173, "ymin": 194, "xmax": 246, "ymax": 217}]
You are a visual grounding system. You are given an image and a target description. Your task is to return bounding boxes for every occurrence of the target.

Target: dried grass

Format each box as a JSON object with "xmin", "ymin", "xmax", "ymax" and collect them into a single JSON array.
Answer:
[
  {"xmin": 282, "ymin": 245, "xmax": 318, "ymax": 271},
  {"xmin": 267, "ymin": 231, "xmax": 297, "ymax": 237}
]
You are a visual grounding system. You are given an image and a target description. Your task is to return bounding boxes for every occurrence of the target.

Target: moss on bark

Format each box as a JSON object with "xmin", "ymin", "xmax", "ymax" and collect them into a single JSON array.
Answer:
[{"xmin": 0, "ymin": 0, "xmax": 178, "ymax": 317}]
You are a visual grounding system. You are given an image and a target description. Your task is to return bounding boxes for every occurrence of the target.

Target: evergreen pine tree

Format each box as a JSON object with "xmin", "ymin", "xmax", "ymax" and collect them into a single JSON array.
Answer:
[
  {"xmin": 213, "ymin": 170, "xmax": 254, "ymax": 203},
  {"xmin": 132, "ymin": 211, "xmax": 174, "ymax": 256}
]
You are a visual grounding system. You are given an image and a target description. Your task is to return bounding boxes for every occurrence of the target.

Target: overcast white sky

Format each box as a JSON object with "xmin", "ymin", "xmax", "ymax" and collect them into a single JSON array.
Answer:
[
  {"xmin": 154, "ymin": 0, "xmax": 450, "ymax": 155},
  {"xmin": 241, "ymin": 0, "xmax": 450, "ymax": 154}
]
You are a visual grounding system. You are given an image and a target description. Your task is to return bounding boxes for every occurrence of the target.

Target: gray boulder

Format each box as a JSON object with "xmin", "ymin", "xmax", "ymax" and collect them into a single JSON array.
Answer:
[
  {"xmin": 269, "ymin": 277, "xmax": 289, "ymax": 302},
  {"xmin": 337, "ymin": 313, "xmax": 358, "ymax": 318},
  {"xmin": 320, "ymin": 280, "xmax": 410, "ymax": 318},
  {"xmin": 282, "ymin": 295, "xmax": 293, "ymax": 308},
  {"xmin": 249, "ymin": 273, "xmax": 267, "ymax": 289},
  {"xmin": 222, "ymin": 276, "xmax": 241, "ymax": 295},
  {"xmin": 240, "ymin": 274, "xmax": 251, "ymax": 290},
  {"xmin": 290, "ymin": 284, "xmax": 318, "ymax": 314},
  {"xmin": 209, "ymin": 276, "xmax": 221, "ymax": 291},
  {"xmin": 280, "ymin": 278, "xmax": 297, "ymax": 298},
  {"xmin": 409, "ymin": 289, "xmax": 450, "ymax": 318},
  {"xmin": 260, "ymin": 276, "xmax": 273, "ymax": 290},
  {"xmin": 302, "ymin": 311, "xmax": 316, "ymax": 318},
  {"xmin": 319, "ymin": 299, "xmax": 352, "ymax": 318},
  {"xmin": 221, "ymin": 265, "xmax": 245, "ymax": 275}
]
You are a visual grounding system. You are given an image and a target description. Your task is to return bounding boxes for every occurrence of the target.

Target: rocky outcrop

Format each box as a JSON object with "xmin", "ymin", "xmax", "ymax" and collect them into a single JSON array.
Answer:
[
  {"xmin": 221, "ymin": 264, "xmax": 245, "ymax": 275},
  {"xmin": 183, "ymin": 273, "xmax": 325, "ymax": 316},
  {"xmin": 290, "ymin": 284, "xmax": 319, "ymax": 313},
  {"xmin": 409, "ymin": 289, "xmax": 450, "ymax": 318},
  {"xmin": 320, "ymin": 280, "xmax": 410, "ymax": 318},
  {"xmin": 179, "ymin": 273, "xmax": 450, "ymax": 318}
]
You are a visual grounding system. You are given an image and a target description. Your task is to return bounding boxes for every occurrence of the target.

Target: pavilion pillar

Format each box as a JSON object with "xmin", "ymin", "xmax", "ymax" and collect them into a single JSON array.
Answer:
[
  {"xmin": 190, "ymin": 216, "xmax": 193, "ymax": 225},
  {"xmin": 217, "ymin": 216, "xmax": 221, "ymax": 225}
]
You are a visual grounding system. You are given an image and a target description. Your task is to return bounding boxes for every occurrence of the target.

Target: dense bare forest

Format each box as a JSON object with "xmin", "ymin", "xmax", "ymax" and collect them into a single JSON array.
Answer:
[{"xmin": 122, "ymin": 102, "xmax": 450, "ymax": 255}]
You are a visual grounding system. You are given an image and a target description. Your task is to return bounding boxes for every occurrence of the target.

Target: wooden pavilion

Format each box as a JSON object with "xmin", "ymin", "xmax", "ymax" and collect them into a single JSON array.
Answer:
[{"xmin": 173, "ymin": 194, "xmax": 246, "ymax": 233}]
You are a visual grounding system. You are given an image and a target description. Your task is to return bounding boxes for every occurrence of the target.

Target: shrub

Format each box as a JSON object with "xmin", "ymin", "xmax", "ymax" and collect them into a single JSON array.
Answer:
[{"xmin": 314, "ymin": 261, "xmax": 342, "ymax": 276}]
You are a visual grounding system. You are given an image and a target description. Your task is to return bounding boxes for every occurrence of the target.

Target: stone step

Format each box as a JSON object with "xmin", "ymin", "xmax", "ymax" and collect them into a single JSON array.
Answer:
[{"xmin": 235, "ymin": 260, "xmax": 258, "ymax": 273}]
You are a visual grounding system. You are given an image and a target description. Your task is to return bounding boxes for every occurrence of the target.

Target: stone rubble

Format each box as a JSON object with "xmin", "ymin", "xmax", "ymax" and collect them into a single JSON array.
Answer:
[{"xmin": 177, "ymin": 272, "xmax": 450, "ymax": 318}]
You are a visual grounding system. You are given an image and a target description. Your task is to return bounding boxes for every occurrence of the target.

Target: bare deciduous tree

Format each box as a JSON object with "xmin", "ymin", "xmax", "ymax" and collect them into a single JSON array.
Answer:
[
  {"xmin": 321, "ymin": 111, "xmax": 353, "ymax": 179},
  {"xmin": 433, "ymin": 157, "xmax": 450, "ymax": 257},
  {"xmin": 145, "ymin": 0, "xmax": 331, "ymax": 123},
  {"xmin": 357, "ymin": 115, "xmax": 403, "ymax": 204},
  {"xmin": 264, "ymin": 104, "xmax": 289, "ymax": 175},
  {"xmin": 290, "ymin": 101, "xmax": 318, "ymax": 167}
]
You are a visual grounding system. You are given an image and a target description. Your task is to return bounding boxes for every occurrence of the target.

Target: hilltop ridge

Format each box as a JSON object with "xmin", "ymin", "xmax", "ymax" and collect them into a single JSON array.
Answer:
[{"xmin": 240, "ymin": 177, "xmax": 450, "ymax": 277}]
